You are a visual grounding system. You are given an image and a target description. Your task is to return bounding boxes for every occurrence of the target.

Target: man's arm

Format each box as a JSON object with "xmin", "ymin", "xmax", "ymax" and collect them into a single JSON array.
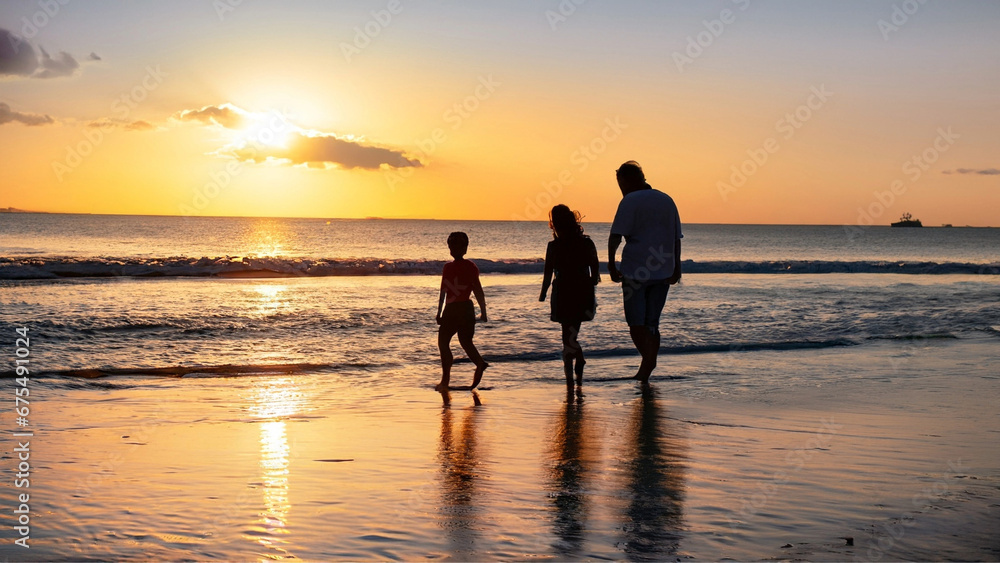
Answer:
[
  {"xmin": 667, "ymin": 238, "xmax": 682, "ymax": 284},
  {"xmin": 608, "ymin": 233, "xmax": 623, "ymax": 283}
]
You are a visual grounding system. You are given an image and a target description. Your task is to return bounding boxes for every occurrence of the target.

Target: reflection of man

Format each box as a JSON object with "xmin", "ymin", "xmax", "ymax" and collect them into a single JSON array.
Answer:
[
  {"xmin": 607, "ymin": 161, "xmax": 683, "ymax": 383},
  {"xmin": 621, "ymin": 386, "xmax": 685, "ymax": 558}
]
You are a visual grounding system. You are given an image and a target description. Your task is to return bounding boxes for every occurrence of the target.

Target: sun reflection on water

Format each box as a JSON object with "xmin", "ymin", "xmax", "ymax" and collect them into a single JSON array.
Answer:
[
  {"xmin": 249, "ymin": 283, "xmax": 289, "ymax": 318},
  {"xmin": 246, "ymin": 220, "xmax": 292, "ymax": 257}
]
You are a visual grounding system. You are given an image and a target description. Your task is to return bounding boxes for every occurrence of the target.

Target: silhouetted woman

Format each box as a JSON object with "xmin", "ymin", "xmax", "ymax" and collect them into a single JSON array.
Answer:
[{"xmin": 540, "ymin": 205, "xmax": 600, "ymax": 388}]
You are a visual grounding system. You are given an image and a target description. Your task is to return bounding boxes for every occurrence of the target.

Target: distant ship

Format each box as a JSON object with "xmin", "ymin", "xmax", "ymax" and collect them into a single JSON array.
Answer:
[{"xmin": 891, "ymin": 212, "xmax": 923, "ymax": 228}]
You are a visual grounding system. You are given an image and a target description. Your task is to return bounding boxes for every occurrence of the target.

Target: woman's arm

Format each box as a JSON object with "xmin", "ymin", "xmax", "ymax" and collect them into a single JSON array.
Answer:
[
  {"xmin": 540, "ymin": 242, "xmax": 553, "ymax": 301},
  {"xmin": 588, "ymin": 238, "xmax": 601, "ymax": 286}
]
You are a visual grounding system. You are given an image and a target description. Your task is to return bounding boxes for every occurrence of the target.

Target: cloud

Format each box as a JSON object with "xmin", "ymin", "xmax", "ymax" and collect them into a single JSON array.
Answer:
[
  {"xmin": 87, "ymin": 118, "xmax": 156, "ymax": 131},
  {"xmin": 33, "ymin": 46, "xmax": 79, "ymax": 78},
  {"xmin": 0, "ymin": 27, "xmax": 95, "ymax": 79},
  {"xmin": 942, "ymin": 168, "xmax": 1000, "ymax": 176},
  {"xmin": 0, "ymin": 102, "xmax": 55, "ymax": 126},
  {"xmin": 232, "ymin": 131, "xmax": 422, "ymax": 170},
  {"xmin": 0, "ymin": 29, "xmax": 39, "ymax": 77},
  {"xmin": 173, "ymin": 104, "xmax": 247, "ymax": 129},
  {"xmin": 179, "ymin": 103, "xmax": 421, "ymax": 170}
]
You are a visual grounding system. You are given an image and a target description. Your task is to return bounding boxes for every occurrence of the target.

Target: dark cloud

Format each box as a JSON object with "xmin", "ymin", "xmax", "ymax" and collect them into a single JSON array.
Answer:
[
  {"xmin": 0, "ymin": 29, "xmax": 39, "ymax": 77},
  {"xmin": 87, "ymin": 118, "xmax": 155, "ymax": 131},
  {"xmin": 173, "ymin": 104, "xmax": 246, "ymax": 129},
  {"xmin": 233, "ymin": 132, "xmax": 421, "ymax": 170},
  {"xmin": 943, "ymin": 168, "xmax": 1000, "ymax": 176},
  {"xmin": 0, "ymin": 27, "xmax": 93, "ymax": 79},
  {"xmin": 0, "ymin": 102, "xmax": 55, "ymax": 126}
]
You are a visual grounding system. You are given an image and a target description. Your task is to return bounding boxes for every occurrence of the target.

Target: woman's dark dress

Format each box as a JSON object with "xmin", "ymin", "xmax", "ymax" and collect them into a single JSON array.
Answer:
[{"xmin": 546, "ymin": 235, "xmax": 598, "ymax": 323}]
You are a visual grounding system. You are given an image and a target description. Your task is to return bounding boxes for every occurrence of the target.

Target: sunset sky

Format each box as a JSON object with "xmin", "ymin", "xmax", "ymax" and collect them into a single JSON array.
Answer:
[{"xmin": 1, "ymin": 0, "xmax": 998, "ymax": 225}]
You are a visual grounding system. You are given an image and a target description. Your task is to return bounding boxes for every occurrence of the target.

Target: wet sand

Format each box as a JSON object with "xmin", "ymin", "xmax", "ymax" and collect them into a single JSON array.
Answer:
[{"xmin": 2, "ymin": 339, "xmax": 998, "ymax": 561}]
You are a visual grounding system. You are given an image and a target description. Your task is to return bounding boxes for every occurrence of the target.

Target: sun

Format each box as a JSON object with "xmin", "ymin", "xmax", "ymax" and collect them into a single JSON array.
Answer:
[{"xmin": 235, "ymin": 110, "xmax": 298, "ymax": 149}]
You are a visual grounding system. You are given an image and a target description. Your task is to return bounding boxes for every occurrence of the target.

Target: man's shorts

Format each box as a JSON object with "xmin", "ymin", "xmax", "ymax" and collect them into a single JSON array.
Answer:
[{"xmin": 622, "ymin": 277, "xmax": 670, "ymax": 332}]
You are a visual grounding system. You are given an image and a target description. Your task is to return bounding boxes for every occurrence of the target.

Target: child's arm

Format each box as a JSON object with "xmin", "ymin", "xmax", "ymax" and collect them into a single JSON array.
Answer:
[
  {"xmin": 436, "ymin": 281, "xmax": 446, "ymax": 325},
  {"xmin": 472, "ymin": 275, "xmax": 488, "ymax": 322},
  {"xmin": 540, "ymin": 243, "xmax": 553, "ymax": 301}
]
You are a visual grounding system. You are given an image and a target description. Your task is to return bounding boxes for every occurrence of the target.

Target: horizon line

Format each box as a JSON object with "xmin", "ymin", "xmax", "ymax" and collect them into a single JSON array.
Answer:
[{"xmin": 0, "ymin": 209, "xmax": 992, "ymax": 228}]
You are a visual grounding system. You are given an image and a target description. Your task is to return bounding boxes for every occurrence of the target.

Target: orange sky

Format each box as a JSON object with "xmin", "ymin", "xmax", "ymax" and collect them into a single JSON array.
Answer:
[{"xmin": 2, "ymin": 1, "xmax": 999, "ymax": 225}]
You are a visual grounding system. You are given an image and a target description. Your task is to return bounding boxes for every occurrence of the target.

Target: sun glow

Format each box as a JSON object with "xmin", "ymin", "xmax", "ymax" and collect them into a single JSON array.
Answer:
[{"xmin": 235, "ymin": 110, "xmax": 298, "ymax": 149}]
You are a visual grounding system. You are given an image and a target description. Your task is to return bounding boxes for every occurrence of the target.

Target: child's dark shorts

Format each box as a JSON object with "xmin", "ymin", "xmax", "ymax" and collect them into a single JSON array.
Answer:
[{"xmin": 440, "ymin": 300, "xmax": 476, "ymax": 339}]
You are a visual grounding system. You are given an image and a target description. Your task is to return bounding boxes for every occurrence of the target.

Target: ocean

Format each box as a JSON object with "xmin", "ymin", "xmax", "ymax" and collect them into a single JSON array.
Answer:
[
  {"xmin": 0, "ymin": 213, "xmax": 997, "ymax": 375},
  {"xmin": 1, "ymin": 214, "xmax": 999, "ymax": 561}
]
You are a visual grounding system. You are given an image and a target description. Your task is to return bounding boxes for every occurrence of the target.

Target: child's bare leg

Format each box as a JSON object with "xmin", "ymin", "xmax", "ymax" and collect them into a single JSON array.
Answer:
[
  {"xmin": 562, "ymin": 322, "xmax": 584, "ymax": 385},
  {"xmin": 458, "ymin": 331, "xmax": 488, "ymax": 388},
  {"xmin": 437, "ymin": 328, "xmax": 455, "ymax": 391}
]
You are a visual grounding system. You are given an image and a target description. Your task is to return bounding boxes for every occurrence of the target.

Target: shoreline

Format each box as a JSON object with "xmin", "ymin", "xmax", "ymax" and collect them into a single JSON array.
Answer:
[{"xmin": 3, "ymin": 339, "xmax": 997, "ymax": 560}]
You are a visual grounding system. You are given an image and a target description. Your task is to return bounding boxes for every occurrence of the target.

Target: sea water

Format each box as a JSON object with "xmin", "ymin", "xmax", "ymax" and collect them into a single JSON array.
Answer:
[{"xmin": 0, "ymin": 214, "xmax": 997, "ymax": 375}]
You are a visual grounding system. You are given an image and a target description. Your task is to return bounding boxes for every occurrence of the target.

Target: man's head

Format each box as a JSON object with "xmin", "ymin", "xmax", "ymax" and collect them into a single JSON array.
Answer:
[
  {"xmin": 616, "ymin": 160, "xmax": 647, "ymax": 195},
  {"xmin": 447, "ymin": 231, "xmax": 469, "ymax": 259}
]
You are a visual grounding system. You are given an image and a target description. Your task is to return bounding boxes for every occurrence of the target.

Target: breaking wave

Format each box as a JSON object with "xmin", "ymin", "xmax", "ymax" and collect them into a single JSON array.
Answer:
[{"xmin": 1, "ymin": 256, "xmax": 998, "ymax": 280}]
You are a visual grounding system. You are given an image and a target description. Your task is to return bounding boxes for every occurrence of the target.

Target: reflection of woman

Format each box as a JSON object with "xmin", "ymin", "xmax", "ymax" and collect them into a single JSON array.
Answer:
[
  {"xmin": 539, "ymin": 205, "xmax": 601, "ymax": 388},
  {"xmin": 437, "ymin": 391, "xmax": 484, "ymax": 558},
  {"xmin": 547, "ymin": 396, "xmax": 594, "ymax": 557}
]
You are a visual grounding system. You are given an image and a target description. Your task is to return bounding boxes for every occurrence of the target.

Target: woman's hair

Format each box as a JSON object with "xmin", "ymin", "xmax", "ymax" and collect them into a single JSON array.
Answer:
[{"xmin": 549, "ymin": 204, "xmax": 584, "ymax": 239}]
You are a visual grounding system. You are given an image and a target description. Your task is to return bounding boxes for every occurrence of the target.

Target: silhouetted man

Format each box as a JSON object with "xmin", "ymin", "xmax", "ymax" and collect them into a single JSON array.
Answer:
[{"xmin": 607, "ymin": 161, "xmax": 682, "ymax": 383}]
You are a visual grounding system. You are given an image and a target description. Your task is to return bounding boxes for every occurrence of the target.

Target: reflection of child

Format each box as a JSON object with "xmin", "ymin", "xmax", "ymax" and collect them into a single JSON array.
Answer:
[{"xmin": 435, "ymin": 232, "xmax": 488, "ymax": 391}]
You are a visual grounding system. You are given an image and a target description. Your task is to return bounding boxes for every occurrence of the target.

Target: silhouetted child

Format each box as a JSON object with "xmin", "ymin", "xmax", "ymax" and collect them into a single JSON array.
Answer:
[
  {"xmin": 435, "ymin": 232, "xmax": 488, "ymax": 391},
  {"xmin": 539, "ymin": 205, "xmax": 600, "ymax": 389}
]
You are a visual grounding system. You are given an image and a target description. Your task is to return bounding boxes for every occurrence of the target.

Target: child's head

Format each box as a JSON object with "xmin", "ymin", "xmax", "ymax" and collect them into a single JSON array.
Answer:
[
  {"xmin": 549, "ymin": 204, "xmax": 583, "ymax": 239},
  {"xmin": 447, "ymin": 231, "xmax": 469, "ymax": 259}
]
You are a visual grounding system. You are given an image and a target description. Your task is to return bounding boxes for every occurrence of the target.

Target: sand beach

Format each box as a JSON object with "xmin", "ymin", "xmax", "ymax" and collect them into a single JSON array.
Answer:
[{"xmin": 4, "ymin": 337, "xmax": 997, "ymax": 561}]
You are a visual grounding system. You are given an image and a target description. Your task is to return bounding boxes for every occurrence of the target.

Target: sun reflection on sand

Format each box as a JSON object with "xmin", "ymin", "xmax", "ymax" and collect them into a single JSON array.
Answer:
[{"xmin": 247, "ymin": 376, "xmax": 305, "ymax": 560}]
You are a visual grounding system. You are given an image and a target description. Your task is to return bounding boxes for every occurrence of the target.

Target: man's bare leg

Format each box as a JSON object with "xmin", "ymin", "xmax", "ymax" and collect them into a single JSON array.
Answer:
[{"xmin": 630, "ymin": 325, "xmax": 659, "ymax": 383}]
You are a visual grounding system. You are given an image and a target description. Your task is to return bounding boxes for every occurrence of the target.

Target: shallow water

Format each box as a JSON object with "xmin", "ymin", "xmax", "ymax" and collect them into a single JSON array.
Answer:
[{"xmin": 2, "ymin": 273, "xmax": 998, "ymax": 375}]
